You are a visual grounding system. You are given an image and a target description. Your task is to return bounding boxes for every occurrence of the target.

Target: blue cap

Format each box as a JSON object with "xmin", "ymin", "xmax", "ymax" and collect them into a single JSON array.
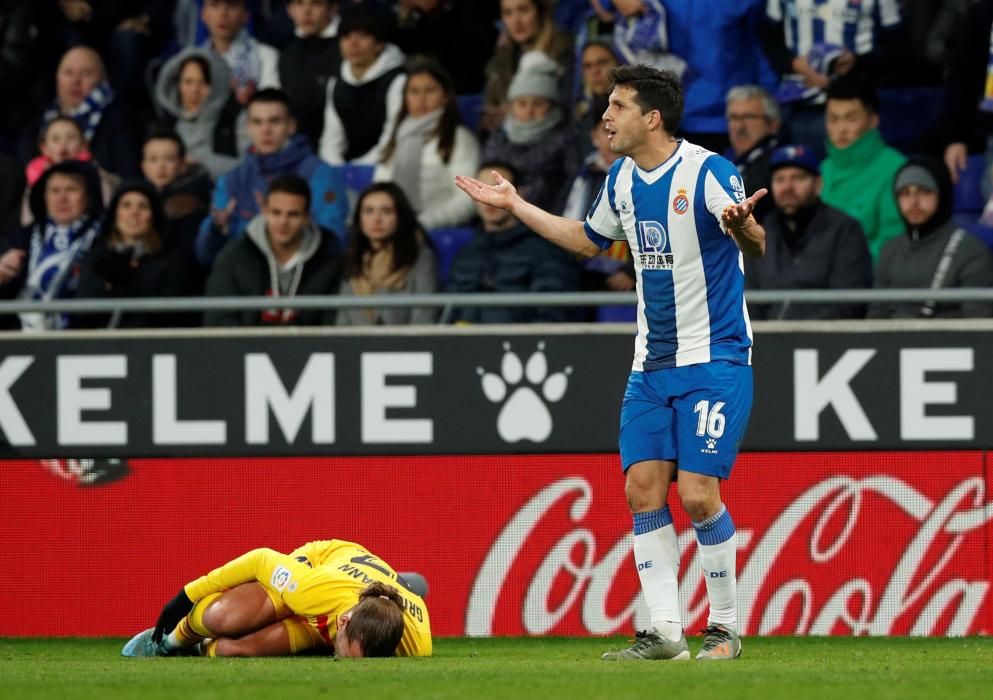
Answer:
[{"xmin": 770, "ymin": 144, "xmax": 820, "ymax": 175}]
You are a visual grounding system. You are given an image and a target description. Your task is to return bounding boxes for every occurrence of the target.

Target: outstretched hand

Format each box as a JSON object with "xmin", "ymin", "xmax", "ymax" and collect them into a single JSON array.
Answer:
[
  {"xmin": 722, "ymin": 188, "xmax": 767, "ymax": 233},
  {"xmin": 455, "ymin": 171, "xmax": 518, "ymax": 211}
]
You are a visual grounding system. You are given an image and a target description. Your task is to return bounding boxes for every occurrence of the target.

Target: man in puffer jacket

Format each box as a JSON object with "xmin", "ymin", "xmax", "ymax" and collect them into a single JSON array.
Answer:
[
  {"xmin": 195, "ymin": 88, "xmax": 348, "ymax": 267},
  {"xmin": 204, "ymin": 174, "xmax": 340, "ymax": 326}
]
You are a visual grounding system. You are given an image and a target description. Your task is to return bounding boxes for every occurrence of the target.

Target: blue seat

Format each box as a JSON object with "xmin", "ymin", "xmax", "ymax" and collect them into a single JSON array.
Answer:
[
  {"xmin": 953, "ymin": 212, "xmax": 993, "ymax": 252},
  {"xmin": 953, "ymin": 155, "xmax": 987, "ymax": 213},
  {"xmin": 456, "ymin": 94, "xmax": 484, "ymax": 132},
  {"xmin": 596, "ymin": 305, "xmax": 637, "ymax": 323},
  {"xmin": 428, "ymin": 227, "xmax": 476, "ymax": 285}
]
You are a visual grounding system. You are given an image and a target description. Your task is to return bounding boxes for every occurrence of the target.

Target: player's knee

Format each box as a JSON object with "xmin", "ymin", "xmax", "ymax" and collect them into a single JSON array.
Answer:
[
  {"xmin": 624, "ymin": 478, "xmax": 657, "ymax": 512},
  {"xmin": 202, "ymin": 598, "xmax": 240, "ymax": 636},
  {"xmin": 678, "ymin": 486, "xmax": 719, "ymax": 521}
]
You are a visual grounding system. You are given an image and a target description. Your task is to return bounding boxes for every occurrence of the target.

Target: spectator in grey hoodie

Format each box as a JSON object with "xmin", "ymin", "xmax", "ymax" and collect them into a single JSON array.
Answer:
[
  {"xmin": 204, "ymin": 173, "xmax": 340, "ymax": 326},
  {"xmin": 154, "ymin": 47, "xmax": 248, "ymax": 179}
]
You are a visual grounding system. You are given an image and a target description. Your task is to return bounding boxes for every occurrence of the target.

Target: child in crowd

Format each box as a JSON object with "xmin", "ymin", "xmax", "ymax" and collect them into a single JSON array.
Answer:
[{"xmin": 21, "ymin": 117, "xmax": 118, "ymax": 224}]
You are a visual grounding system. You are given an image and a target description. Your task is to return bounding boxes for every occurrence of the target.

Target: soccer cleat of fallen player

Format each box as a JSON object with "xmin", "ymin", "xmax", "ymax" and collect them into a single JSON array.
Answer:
[
  {"xmin": 121, "ymin": 628, "xmax": 166, "ymax": 658},
  {"xmin": 695, "ymin": 623, "xmax": 742, "ymax": 660},
  {"xmin": 600, "ymin": 629, "xmax": 691, "ymax": 661}
]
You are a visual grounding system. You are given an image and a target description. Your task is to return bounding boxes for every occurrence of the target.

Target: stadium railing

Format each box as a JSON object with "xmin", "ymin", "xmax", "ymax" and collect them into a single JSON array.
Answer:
[{"xmin": 1, "ymin": 288, "xmax": 993, "ymax": 323}]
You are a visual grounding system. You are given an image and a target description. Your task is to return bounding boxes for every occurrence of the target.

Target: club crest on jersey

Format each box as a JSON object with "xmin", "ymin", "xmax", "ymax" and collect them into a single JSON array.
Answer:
[
  {"xmin": 672, "ymin": 189, "xmax": 689, "ymax": 215},
  {"xmin": 636, "ymin": 221, "xmax": 673, "ymax": 270},
  {"xmin": 729, "ymin": 175, "xmax": 746, "ymax": 203}
]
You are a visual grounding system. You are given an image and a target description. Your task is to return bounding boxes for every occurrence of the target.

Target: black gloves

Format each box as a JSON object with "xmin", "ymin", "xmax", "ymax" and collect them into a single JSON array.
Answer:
[{"xmin": 152, "ymin": 589, "xmax": 195, "ymax": 643}]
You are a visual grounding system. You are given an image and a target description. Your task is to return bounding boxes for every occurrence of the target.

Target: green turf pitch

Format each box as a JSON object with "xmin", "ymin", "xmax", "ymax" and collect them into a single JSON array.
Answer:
[{"xmin": 1, "ymin": 636, "xmax": 990, "ymax": 700}]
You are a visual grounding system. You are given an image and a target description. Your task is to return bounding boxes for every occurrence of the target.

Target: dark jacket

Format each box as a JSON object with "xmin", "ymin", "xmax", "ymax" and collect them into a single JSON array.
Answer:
[
  {"xmin": 745, "ymin": 200, "xmax": 872, "ymax": 320},
  {"xmin": 0, "ymin": 0, "xmax": 56, "ymax": 146},
  {"xmin": 0, "ymin": 160, "xmax": 104, "ymax": 329},
  {"xmin": 942, "ymin": 0, "xmax": 993, "ymax": 147},
  {"xmin": 203, "ymin": 216, "xmax": 341, "ymax": 327},
  {"xmin": 481, "ymin": 122, "xmax": 580, "ymax": 214},
  {"xmin": 279, "ymin": 31, "xmax": 341, "ymax": 150},
  {"xmin": 73, "ymin": 181, "xmax": 197, "ymax": 328},
  {"xmin": 0, "ymin": 152, "xmax": 25, "ymax": 228},
  {"xmin": 729, "ymin": 134, "xmax": 779, "ymax": 223},
  {"xmin": 869, "ymin": 157, "xmax": 993, "ymax": 319},
  {"xmin": 391, "ymin": 0, "xmax": 499, "ymax": 94},
  {"xmin": 447, "ymin": 221, "xmax": 580, "ymax": 323}
]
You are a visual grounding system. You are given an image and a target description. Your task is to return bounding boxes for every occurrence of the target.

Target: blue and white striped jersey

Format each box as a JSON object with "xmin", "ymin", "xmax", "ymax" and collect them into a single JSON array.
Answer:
[
  {"xmin": 584, "ymin": 140, "xmax": 753, "ymax": 372},
  {"xmin": 766, "ymin": 0, "xmax": 901, "ymax": 57}
]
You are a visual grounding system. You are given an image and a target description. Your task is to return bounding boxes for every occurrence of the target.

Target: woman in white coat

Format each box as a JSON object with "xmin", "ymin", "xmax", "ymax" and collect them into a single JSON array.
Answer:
[{"xmin": 374, "ymin": 61, "xmax": 479, "ymax": 230}]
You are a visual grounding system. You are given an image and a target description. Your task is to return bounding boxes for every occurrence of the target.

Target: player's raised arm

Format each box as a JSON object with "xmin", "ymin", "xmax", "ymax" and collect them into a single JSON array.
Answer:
[
  {"xmin": 455, "ymin": 171, "xmax": 602, "ymax": 258},
  {"xmin": 721, "ymin": 188, "xmax": 767, "ymax": 257}
]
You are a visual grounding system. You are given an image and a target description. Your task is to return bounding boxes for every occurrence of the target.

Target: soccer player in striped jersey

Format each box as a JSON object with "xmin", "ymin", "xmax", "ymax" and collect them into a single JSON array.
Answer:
[
  {"xmin": 456, "ymin": 64, "xmax": 766, "ymax": 661},
  {"xmin": 121, "ymin": 539, "xmax": 431, "ymax": 658}
]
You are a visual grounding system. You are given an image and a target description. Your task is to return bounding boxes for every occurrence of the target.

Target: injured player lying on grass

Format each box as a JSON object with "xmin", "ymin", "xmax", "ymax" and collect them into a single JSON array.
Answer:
[{"xmin": 121, "ymin": 539, "xmax": 432, "ymax": 658}]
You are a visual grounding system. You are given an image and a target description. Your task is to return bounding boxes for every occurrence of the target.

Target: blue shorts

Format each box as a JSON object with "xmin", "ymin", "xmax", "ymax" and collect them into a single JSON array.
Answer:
[{"xmin": 618, "ymin": 361, "xmax": 753, "ymax": 479}]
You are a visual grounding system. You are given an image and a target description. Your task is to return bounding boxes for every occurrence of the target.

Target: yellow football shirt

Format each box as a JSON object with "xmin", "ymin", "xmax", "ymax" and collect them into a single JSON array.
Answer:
[{"xmin": 184, "ymin": 540, "xmax": 432, "ymax": 657}]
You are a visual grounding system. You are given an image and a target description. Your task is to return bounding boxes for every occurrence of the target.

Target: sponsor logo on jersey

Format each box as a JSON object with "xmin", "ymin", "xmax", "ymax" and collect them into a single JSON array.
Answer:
[
  {"xmin": 672, "ymin": 189, "xmax": 689, "ymax": 215},
  {"xmin": 636, "ymin": 220, "xmax": 673, "ymax": 270}
]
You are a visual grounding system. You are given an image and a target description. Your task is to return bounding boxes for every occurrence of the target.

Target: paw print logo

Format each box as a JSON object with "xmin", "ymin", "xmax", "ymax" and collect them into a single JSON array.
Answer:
[
  {"xmin": 477, "ymin": 342, "xmax": 572, "ymax": 443},
  {"xmin": 706, "ymin": 438, "xmax": 717, "ymax": 450}
]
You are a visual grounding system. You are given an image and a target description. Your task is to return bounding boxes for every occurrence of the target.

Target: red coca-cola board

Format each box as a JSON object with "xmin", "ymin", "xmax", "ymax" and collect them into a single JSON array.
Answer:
[{"xmin": 1, "ymin": 452, "xmax": 990, "ymax": 637}]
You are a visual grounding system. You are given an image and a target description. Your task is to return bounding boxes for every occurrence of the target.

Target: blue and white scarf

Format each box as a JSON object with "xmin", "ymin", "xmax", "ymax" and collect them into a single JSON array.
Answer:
[
  {"xmin": 209, "ymin": 30, "xmax": 262, "ymax": 88},
  {"xmin": 43, "ymin": 81, "xmax": 115, "ymax": 143},
  {"xmin": 18, "ymin": 216, "xmax": 100, "ymax": 330}
]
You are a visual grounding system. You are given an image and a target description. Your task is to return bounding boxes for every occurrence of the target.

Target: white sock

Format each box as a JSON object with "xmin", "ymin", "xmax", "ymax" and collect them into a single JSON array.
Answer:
[
  {"xmin": 164, "ymin": 629, "xmax": 195, "ymax": 651},
  {"xmin": 632, "ymin": 506, "xmax": 682, "ymax": 641},
  {"xmin": 693, "ymin": 504, "xmax": 737, "ymax": 628}
]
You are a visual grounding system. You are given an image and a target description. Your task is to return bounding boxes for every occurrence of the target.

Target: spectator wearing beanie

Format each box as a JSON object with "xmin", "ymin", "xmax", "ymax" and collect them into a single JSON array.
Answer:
[
  {"xmin": 481, "ymin": 51, "xmax": 579, "ymax": 213},
  {"xmin": 870, "ymin": 158, "xmax": 993, "ymax": 319}
]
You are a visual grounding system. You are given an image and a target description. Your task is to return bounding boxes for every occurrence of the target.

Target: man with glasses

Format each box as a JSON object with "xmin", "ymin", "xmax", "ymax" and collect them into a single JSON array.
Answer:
[{"xmin": 725, "ymin": 85, "xmax": 781, "ymax": 222}]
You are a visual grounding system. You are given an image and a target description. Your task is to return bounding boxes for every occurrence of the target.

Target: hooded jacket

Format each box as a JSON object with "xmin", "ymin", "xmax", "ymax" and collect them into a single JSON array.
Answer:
[
  {"xmin": 0, "ymin": 160, "xmax": 105, "ymax": 328},
  {"xmin": 869, "ymin": 157, "xmax": 993, "ymax": 319},
  {"xmin": 194, "ymin": 133, "xmax": 349, "ymax": 267},
  {"xmin": 204, "ymin": 213, "xmax": 340, "ymax": 326},
  {"xmin": 154, "ymin": 47, "xmax": 247, "ymax": 180},
  {"xmin": 447, "ymin": 220, "xmax": 580, "ymax": 323},
  {"xmin": 820, "ymin": 128, "xmax": 906, "ymax": 262},
  {"xmin": 319, "ymin": 43, "xmax": 406, "ymax": 164}
]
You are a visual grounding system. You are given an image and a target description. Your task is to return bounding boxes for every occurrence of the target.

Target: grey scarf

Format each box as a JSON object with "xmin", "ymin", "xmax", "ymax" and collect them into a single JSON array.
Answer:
[
  {"xmin": 503, "ymin": 107, "xmax": 563, "ymax": 145},
  {"xmin": 391, "ymin": 108, "xmax": 442, "ymax": 212}
]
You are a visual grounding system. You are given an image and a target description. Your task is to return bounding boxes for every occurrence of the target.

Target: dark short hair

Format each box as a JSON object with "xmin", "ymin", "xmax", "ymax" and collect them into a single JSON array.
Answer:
[
  {"xmin": 248, "ymin": 88, "xmax": 295, "ymax": 119},
  {"xmin": 826, "ymin": 72, "xmax": 879, "ymax": 113},
  {"xmin": 144, "ymin": 124, "xmax": 186, "ymax": 159},
  {"xmin": 338, "ymin": 7, "xmax": 389, "ymax": 42},
  {"xmin": 267, "ymin": 173, "xmax": 311, "ymax": 210},
  {"xmin": 477, "ymin": 160, "xmax": 518, "ymax": 183},
  {"xmin": 609, "ymin": 64, "xmax": 684, "ymax": 134}
]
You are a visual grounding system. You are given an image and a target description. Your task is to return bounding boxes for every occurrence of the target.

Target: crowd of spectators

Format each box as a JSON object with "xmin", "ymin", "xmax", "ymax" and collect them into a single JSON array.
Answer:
[{"xmin": 1, "ymin": 0, "xmax": 992, "ymax": 330}]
